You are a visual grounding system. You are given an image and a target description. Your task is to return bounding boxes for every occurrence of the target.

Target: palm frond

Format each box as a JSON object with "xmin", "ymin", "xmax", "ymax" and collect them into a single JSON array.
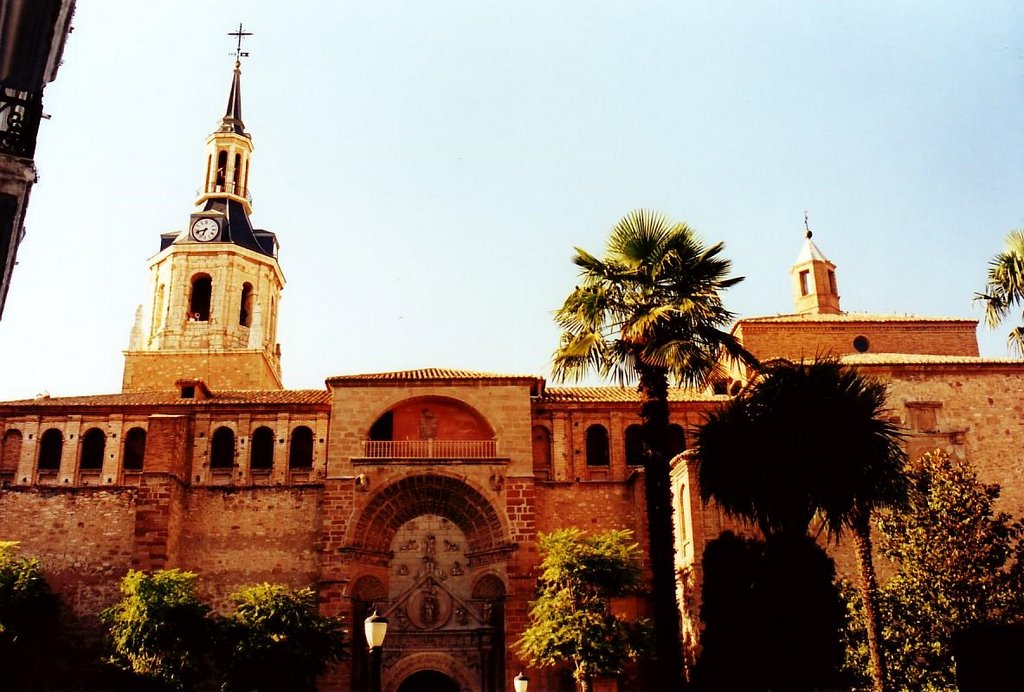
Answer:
[
  {"xmin": 978, "ymin": 229, "xmax": 1024, "ymax": 350},
  {"xmin": 553, "ymin": 209, "xmax": 745, "ymax": 392},
  {"xmin": 695, "ymin": 358, "xmax": 907, "ymax": 539},
  {"xmin": 552, "ymin": 331, "xmax": 608, "ymax": 383}
]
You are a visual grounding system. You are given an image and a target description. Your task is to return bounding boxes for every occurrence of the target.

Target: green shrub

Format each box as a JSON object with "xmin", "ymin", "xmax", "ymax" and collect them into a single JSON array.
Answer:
[{"xmin": 218, "ymin": 583, "xmax": 345, "ymax": 692}]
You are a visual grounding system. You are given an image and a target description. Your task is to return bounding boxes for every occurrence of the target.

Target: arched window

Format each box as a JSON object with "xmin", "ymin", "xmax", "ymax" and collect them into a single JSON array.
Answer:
[
  {"xmin": 38, "ymin": 429, "xmax": 63, "ymax": 471},
  {"xmin": 216, "ymin": 150, "xmax": 227, "ymax": 189},
  {"xmin": 239, "ymin": 283, "xmax": 253, "ymax": 327},
  {"xmin": 80, "ymin": 428, "xmax": 105, "ymax": 470},
  {"xmin": 211, "ymin": 427, "xmax": 235, "ymax": 468},
  {"xmin": 250, "ymin": 426, "xmax": 274, "ymax": 470},
  {"xmin": 1, "ymin": 429, "xmax": 22, "ymax": 474},
  {"xmin": 625, "ymin": 424, "xmax": 644, "ymax": 466},
  {"xmin": 531, "ymin": 425, "xmax": 552, "ymax": 478},
  {"xmin": 124, "ymin": 427, "xmax": 146, "ymax": 471},
  {"xmin": 233, "ymin": 153, "xmax": 242, "ymax": 193},
  {"xmin": 585, "ymin": 424, "xmax": 609, "ymax": 467},
  {"xmin": 668, "ymin": 424, "xmax": 686, "ymax": 458},
  {"xmin": 189, "ymin": 274, "xmax": 212, "ymax": 321},
  {"xmin": 289, "ymin": 426, "xmax": 313, "ymax": 469}
]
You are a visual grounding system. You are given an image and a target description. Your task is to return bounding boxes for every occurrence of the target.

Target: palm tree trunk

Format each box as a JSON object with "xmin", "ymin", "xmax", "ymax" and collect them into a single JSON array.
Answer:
[
  {"xmin": 638, "ymin": 366, "xmax": 686, "ymax": 690},
  {"xmin": 852, "ymin": 505, "xmax": 888, "ymax": 692}
]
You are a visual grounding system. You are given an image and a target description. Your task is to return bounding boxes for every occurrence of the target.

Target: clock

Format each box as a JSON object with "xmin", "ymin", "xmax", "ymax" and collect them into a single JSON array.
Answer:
[{"xmin": 191, "ymin": 218, "xmax": 219, "ymax": 242}]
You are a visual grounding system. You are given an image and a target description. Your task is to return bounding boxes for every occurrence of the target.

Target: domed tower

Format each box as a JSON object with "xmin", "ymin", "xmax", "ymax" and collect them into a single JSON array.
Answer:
[{"xmin": 122, "ymin": 58, "xmax": 285, "ymax": 392}]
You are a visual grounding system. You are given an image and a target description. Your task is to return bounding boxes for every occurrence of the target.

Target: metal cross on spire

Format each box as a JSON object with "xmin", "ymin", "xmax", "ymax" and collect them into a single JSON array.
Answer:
[
  {"xmin": 804, "ymin": 210, "xmax": 812, "ymax": 239},
  {"xmin": 228, "ymin": 22, "xmax": 252, "ymax": 61}
]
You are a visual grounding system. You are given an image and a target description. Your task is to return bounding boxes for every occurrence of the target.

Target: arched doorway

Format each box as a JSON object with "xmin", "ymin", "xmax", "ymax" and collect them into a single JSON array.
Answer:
[
  {"xmin": 396, "ymin": 670, "xmax": 460, "ymax": 692},
  {"xmin": 348, "ymin": 474, "xmax": 513, "ymax": 692}
]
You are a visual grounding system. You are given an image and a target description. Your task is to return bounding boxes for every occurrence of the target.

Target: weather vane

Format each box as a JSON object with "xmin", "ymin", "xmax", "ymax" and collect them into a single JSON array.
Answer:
[
  {"xmin": 228, "ymin": 22, "xmax": 252, "ymax": 61},
  {"xmin": 804, "ymin": 210, "xmax": 812, "ymax": 238}
]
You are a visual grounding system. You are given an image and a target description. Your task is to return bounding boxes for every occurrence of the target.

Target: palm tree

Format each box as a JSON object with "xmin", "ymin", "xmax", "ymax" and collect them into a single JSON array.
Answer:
[
  {"xmin": 978, "ymin": 229, "xmax": 1024, "ymax": 353},
  {"xmin": 553, "ymin": 209, "xmax": 754, "ymax": 689},
  {"xmin": 694, "ymin": 358, "xmax": 907, "ymax": 692}
]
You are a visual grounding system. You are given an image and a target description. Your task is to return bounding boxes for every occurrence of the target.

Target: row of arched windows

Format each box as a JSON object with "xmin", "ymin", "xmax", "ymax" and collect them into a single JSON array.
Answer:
[
  {"xmin": 187, "ymin": 275, "xmax": 254, "ymax": 327},
  {"xmin": 588, "ymin": 423, "xmax": 686, "ymax": 466},
  {"xmin": 208, "ymin": 425, "xmax": 314, "ymax": 470},
  {"xmin": 3, "ymin": 423, "xmax": 316, "ymax": 479},
  {"xmin": 531, "ymin": 422, "xmax": 688, "ymax": 475},
  {"xmin": 208, "ymin": 149, "xmax": 249, "ymax": 197},
  {"xmin": 10, "ymin": 427, "xmax": 149, "ymax": 474}
]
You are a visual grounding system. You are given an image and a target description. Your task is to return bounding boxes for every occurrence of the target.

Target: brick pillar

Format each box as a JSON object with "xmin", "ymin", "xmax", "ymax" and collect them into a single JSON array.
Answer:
[
  {"xmin": 506, "ymin": 477, "xmax": 539, "ymax": 688},
  {"xmin": 318, "ymin": 478, "xmax": 356, "ymax": 692},
  {"xmin": 131, "ymin": 415, "xmax": 190, "ymax": 571}
]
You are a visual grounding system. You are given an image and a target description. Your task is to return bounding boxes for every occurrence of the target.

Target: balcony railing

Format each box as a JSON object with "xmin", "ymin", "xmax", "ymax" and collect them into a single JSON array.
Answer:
[
  {"xmin": 199, "ymin": 182, "xmax": 253, "ymax": 202},
  {"xmin": 361, "ymin": 439, "xmax": 497, "ymax": 459}
]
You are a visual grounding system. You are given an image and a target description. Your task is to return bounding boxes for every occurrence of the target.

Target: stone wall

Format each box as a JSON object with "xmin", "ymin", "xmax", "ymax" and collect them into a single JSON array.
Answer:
[
  {"xmin": 0, "ymin": 487, "xmax": 136, "ymax": 616},
  {"xmin": 177, "ymin": 486, "xmax": 323, "ymax": 609},
  {"xmin": 122, "ymin": 349, "xmax": 282, "ymax": 392},
  {"xmin": 869, "ymin": 363, "xmax": 1024, "ymax": 516}
]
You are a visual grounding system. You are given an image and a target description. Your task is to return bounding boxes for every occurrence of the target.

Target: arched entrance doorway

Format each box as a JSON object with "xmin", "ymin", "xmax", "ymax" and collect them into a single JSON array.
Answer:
[
  {"xmin": 348, "ymin": 474, "xmax": 513, "ymax": 692},
  {"xmin": 396, "ymin": 670, "xmax": 460, "ymax": 692}
]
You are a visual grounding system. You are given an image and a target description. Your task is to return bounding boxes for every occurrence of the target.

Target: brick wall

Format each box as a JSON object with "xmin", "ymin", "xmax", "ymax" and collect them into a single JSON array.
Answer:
[{"xmin": 737, "ymin": 320, "xmax": 980, "ymax": 360}]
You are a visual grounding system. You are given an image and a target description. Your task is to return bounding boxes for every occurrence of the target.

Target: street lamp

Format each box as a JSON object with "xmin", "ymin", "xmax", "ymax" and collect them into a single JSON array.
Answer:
[
  {"xmin": 513, "ymin": 671, "xmax": 529, "ymax": 692},
  {"xmin": 364, "ymin": 609, "xmax": 388, "ymax": 692}
]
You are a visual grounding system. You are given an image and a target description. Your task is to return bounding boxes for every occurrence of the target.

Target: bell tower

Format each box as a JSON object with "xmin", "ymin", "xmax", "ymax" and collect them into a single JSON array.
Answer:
[
  {"xmin": 790, "ymin": 220, "xmax": 841, "ymax": 315},
  {"xmin": 123, "ymin": 43, "xmax": 285, "ymax": 393}
]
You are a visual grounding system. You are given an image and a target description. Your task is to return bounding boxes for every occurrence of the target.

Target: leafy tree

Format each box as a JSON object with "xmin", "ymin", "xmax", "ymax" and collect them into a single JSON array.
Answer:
[
  {"xmin": 0, "ymin": 541, "xmax": 61, "ymax": 688},
  {"xmin": 977, "ymin": 229, "xmax": 1024, "ymax": 353},
  {"xmin": 102, "ymin": 569, "xmax": 214, "ymax": 690},
  {"xmin": 0, "ymin": 541, "xmax": 55, "ymax": 637},
  {"xmin": 517, "ymin": 528, "xmax": 651, "ymax": 692},
  {"xmin": 553, "ymin": 209, "xmax": 752, "ymax": 688},
  {"xmin": 219, "ymin": 583, "xmax": 346, "ymax": 692},
  {"xmin": 843, "ymin": 450, "xmax": 1024, "ymax": 690},
  {"xmin": 694, "ymin": 358, "xmax": 907, "ymax": 692},
  {"xmin": 692, "ymin": 532, "xmax": 847, "ymax": 692}
]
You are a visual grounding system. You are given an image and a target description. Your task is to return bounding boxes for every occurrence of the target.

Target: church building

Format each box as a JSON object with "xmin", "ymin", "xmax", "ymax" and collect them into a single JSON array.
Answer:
[{"xmin": 1, "ymin": 59, "xmax": 1023, "ymax": 692}]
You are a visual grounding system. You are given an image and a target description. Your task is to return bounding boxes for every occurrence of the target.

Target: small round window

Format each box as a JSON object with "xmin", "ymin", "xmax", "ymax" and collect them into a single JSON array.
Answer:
[{"xmin": 853, "ymin": 335, "xmax": 870, "ymax": 353}]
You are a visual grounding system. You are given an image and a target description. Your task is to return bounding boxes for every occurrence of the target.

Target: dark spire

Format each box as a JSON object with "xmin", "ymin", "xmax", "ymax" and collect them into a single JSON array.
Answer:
[{"xmin": 218, "ymin": 60, "xmax": 246, "ymax": 135}]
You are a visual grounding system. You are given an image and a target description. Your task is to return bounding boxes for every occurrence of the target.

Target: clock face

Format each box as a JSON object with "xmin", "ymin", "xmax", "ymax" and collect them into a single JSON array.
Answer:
[{"xmin": 191, "ymin": 218, "xmax": 219, "ymax": 242}]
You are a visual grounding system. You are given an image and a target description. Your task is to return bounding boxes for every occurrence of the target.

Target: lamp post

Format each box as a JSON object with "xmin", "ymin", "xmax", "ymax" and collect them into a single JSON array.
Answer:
[
  {"xmin": 513, "ymin": 671, "xmax": 529, "ymax": 692},
  {"xmin": 364, "ymin": 609, "xmax": 388, "ymax": 692}
]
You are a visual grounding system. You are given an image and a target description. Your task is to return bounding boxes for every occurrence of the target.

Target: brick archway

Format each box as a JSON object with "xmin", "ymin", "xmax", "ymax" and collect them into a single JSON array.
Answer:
[
  {"xmin": 384, "ymin": 651, "xmax": 477, "ymax": 692},
  {"xmin": 349, "ymin": 474, "xmax": 509, "ymax": 558},
  {"xmin": 346, "ymin": 474, "xmax": 512, "ymax": 692}
]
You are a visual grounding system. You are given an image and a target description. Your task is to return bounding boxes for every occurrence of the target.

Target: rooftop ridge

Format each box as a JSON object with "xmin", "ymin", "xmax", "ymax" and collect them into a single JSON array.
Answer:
[
  {"xmin": 0, "ymin": 389, "xmax": 331, "ymax": 408},
  {"xmin": 326, "ymin": 367, "xmax": 540, "ymax": 382},
  {"xmin": 739, "ymin": 312, "xmax": 978, "ymax": 324}
]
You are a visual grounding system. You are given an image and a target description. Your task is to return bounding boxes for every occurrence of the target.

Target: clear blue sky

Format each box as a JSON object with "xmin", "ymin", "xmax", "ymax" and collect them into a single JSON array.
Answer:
[{"xmin": 1, "ymin": 1, "xmax": 1022, "ymax": 399}]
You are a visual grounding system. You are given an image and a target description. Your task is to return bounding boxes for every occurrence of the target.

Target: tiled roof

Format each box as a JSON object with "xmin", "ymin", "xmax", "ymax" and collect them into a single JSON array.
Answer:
[
  {"xmin": 739, "ymin": 312, "xmax": 976, "ymax": 324},
  {"xmin": 326, "ymin": 368, "xmax": 540, "ymax": 383},
  {"xmin": 542, "ymin": 387, "xmax": 726, "ymax": 403},
  {"xmin": 0, "ymin": 389, "xmax": 331, "ymax": 408},
  {"xmin": 839, "ymin": 353, "xmax": 1024, "ymax": 366}
]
